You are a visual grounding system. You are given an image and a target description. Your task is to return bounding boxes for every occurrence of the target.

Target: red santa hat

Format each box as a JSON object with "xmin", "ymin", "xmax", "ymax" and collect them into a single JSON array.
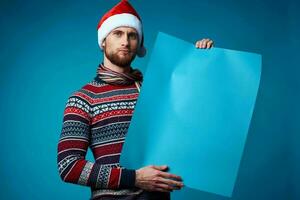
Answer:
[{"xmin": 97, "ymin": 0, "xmax": 146, "ymax": 57}]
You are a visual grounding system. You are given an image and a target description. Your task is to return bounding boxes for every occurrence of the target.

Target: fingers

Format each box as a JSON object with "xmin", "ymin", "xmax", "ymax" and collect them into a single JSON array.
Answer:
[
  {"xmin": 201, "ymin": 39, "xmax": 208, "ymax": 48},
  {"xmin": 150, "ymin": 165, "xmax": 168, "ymax": 171},
  {"xmin": 139, "ymin": 165, "xmax": 184, "ymax": 193},
  {"xmin": 150, "ymin": 165, "xmax": 183, "ymax": 181},
  {"xmin": 153, "ymin": 178, "xmax": 183, "ymax": 193},
  {"xmin": 153, "ymin": 182, "xmax": 176, "ymax": 192},
  {"xmin": 195, "ymin": 38, "xmax": 214, "ymax": 49},
  {"xmin": 157, "ymin": 176, "xmax": 183, "ymax": 187},
  {"xmin": 158, "ymin": 171, "xmax": 182, "ymax": 181},
  {"xmin": 150, "ymin": 165, "xmax": 183, "ymax": 184},
  {"xmin": 207, "ymin": 40, "xmax": 214, "ymax": 48},
  {"xmin": 195, "ymin": 40, "xmax": 201, "ymax": 48}
]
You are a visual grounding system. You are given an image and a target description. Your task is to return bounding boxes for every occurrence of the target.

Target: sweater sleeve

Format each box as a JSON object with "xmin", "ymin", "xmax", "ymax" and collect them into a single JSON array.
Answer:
[{"xmin": 57, "ymin": 94, "xmax": 136, "ymax": 189}]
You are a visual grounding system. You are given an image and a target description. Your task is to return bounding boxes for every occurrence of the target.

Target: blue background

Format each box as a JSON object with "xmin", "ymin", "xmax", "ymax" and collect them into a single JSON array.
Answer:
[{"xmin": 0, "ymin": 0, "xmax": 299, "ymax": 199}]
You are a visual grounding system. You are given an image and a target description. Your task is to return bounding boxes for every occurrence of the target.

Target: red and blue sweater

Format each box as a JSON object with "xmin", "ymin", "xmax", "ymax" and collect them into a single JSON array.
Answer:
[{"xmin": 57, "ymin": 75, "xmax": 144, "ymax": 199}]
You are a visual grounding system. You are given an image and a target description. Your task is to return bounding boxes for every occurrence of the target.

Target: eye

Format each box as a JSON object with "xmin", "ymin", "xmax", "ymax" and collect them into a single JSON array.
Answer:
[
  {"xmin": 114, "ymin": 31, "xmax": 122, "ymax": 37},
  {"xmin": 129, "ymin": 33, "xmax": 138, "ymax": 40}
]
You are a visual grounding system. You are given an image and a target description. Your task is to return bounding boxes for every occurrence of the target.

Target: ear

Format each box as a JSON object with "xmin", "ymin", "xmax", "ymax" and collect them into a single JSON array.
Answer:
[{"xmin": 102, "ymin": 40, "xmax": 105, "ymax": 48}]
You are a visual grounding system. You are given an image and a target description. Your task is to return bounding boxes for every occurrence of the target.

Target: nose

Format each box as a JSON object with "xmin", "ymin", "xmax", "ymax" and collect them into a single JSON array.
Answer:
[{"xmin": 121, "ymin": 34, "xmax": 130, "ymax": 47}]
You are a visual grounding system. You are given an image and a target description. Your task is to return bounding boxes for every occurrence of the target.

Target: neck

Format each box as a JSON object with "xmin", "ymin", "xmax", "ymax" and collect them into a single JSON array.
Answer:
[{"xmin": 103, "ymin": 54, "xmax": 130, "ymax": 73}]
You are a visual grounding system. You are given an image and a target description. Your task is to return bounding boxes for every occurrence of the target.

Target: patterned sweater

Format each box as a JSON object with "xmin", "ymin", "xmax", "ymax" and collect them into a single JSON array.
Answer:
[{"xmin": 57, "ymin": 75, "xmax": 170, "ymax": 200}]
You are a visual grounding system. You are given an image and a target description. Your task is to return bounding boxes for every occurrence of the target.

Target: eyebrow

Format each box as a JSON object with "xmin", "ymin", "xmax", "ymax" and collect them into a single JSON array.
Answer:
[
  {"xmin": 112, "ymin": 29, "xmax": 137, "ymax": 34},
  {"xmin": 112, "ymin": 30, "xmax": 122, "ymax": 33}
]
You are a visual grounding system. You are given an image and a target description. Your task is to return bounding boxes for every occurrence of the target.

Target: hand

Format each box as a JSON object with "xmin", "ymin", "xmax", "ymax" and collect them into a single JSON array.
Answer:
[
  {"xmin": 135, "ymin": 165, "xmax": 184, "ymax": 193},
  {"xmin": 195, "ymin": 38, "xmax": 214, "ymax": 49}
]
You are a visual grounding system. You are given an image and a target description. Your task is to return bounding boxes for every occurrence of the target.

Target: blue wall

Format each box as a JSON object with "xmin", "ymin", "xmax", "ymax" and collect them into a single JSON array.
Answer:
[{"xmin": 0, "ymin": 0, "xmax": 298, "ymax": 199}]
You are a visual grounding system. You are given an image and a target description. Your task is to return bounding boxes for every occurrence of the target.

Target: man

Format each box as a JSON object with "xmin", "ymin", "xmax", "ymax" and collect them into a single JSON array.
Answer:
[{"xmin": 57, "ymin": 1, "xmax": 213, "ymax": 199}]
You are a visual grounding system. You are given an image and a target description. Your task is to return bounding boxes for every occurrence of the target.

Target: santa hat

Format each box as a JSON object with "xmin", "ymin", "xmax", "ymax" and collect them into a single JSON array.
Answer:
[{"xmin": 97, "ymin": 0, "xmax": 146, "ymax": 57}]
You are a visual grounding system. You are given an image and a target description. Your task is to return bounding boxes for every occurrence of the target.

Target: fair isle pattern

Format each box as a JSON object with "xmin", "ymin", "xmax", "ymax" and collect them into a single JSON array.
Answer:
[
  {"xmin": 96, "ymin": 165, "xmax": 111, "ymax": 188},
  {"xmin": 57, "ymin": 76, "xmax": 141, "ymax": 198},
  {"xmin": 92, "ymin": 101, "xmax": 136, "ymax": 116},
  {"xmin": 58, "ymin": 154, "xmax": 82, "ymax": 176},
  {"xmin": 78, "ymin": 161, "xmax": 94, "ymax": 185}
]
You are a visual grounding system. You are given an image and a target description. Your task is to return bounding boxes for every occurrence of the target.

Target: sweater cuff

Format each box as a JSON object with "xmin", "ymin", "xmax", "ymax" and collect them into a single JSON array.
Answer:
[{"xmin": 119, "ymin": 169, "xmax": 136, "ymax": 188}]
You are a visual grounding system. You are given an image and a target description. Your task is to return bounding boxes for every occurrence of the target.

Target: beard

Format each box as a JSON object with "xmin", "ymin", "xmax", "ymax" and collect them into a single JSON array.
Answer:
[{"xmin": 104, "ymin": 47, "xmax": 136, "ymax": 68}]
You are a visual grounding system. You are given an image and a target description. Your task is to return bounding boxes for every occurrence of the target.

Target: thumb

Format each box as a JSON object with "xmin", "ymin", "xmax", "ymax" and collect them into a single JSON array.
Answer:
[{"xmin": 152, "ymin": 165, "xmax": 168, "ymax": 171}]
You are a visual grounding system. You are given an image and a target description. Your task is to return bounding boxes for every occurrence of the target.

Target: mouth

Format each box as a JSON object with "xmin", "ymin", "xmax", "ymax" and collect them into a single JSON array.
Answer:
[{"xmin": 118, "ymin": 49, "xmax": 130, "ymax": 53}]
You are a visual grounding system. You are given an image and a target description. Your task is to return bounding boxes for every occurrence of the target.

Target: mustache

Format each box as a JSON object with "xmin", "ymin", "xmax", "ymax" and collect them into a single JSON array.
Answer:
[{"xmin": 117, "ymin": 48, "xmax": 131, "ymax": 52}]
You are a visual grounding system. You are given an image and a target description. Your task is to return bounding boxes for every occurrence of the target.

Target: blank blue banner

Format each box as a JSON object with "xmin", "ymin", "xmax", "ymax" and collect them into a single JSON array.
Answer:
[{"xmin": 120, "ymin": 32, "xmax": 261, "ymax": 197}]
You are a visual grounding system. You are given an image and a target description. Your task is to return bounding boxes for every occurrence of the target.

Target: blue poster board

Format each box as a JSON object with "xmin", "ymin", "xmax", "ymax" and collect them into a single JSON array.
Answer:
[{"xmin": 120, "ymin": 32, "xmax": 261, "ymax": 197}]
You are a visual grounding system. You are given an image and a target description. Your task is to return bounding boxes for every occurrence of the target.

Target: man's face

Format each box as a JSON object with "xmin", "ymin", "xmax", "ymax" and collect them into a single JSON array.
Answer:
[{"xmin": 103, "ymin": 26, "xmax": 139, "ymax": 67}]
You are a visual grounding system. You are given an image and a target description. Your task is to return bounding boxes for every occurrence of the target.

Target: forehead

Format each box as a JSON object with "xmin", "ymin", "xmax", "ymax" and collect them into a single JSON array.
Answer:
[{"xmin": 111, "ymin": 26, "xmax": 137, "ymax": 33}]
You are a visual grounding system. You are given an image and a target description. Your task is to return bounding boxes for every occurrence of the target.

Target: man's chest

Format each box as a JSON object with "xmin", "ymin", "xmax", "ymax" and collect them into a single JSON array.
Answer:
[{"xmin": 89, "ymin": 87, "xmax": 139, "ymax": 125}]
